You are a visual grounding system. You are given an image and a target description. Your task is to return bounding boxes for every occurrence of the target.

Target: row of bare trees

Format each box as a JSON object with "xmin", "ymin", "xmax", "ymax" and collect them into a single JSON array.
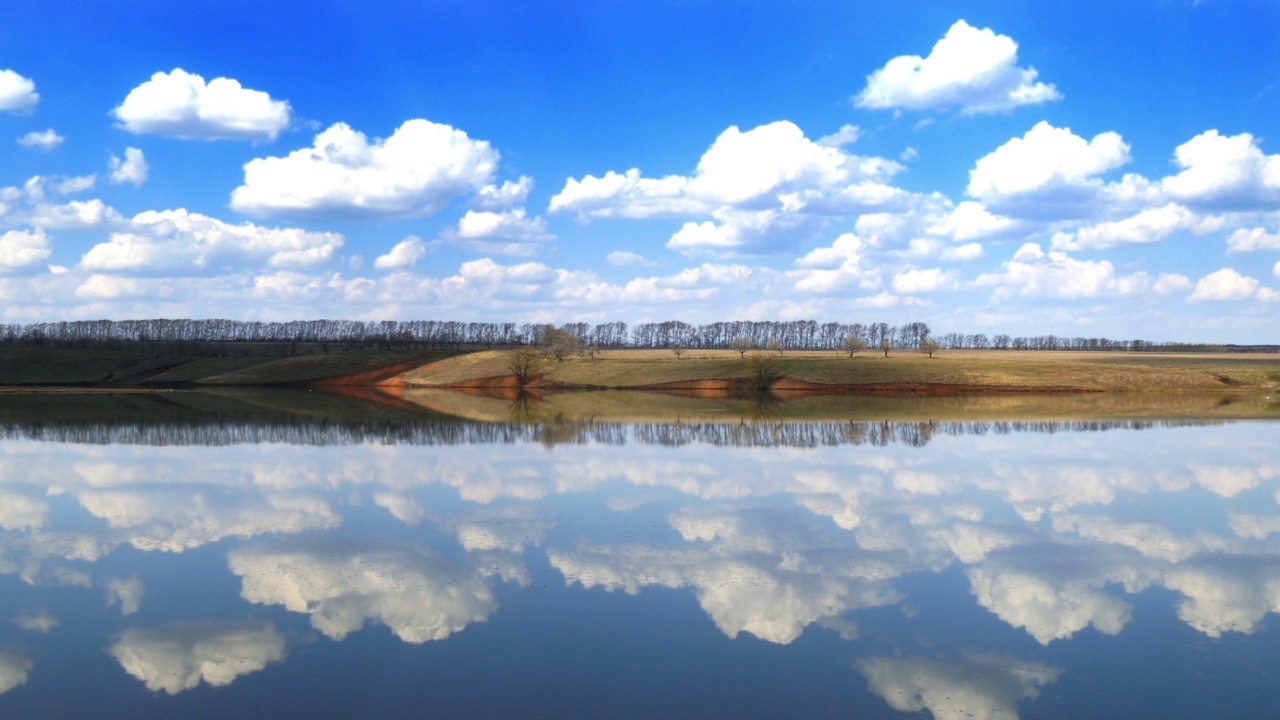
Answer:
[{"xmin": 0, "ymin": 318, "xmax": 1224, "ymax": 355}]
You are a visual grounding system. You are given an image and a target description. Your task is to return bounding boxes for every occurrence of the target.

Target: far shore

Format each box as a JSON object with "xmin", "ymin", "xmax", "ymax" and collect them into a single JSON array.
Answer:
[{"xmin": 0, "ymin": 346, "xmax": 1277, "ymax": 396}]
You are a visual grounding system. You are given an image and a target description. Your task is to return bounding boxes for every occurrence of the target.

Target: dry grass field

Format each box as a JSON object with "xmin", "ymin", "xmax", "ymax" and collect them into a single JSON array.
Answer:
[{"xmin": 397, "ymin": 348, "xmax": 1280, "ymax": 393}]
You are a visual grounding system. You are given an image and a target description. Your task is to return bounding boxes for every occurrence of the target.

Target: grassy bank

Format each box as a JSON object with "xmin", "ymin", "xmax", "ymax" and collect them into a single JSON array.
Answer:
[
  {"xmin": 399, "ymin": 348, "xmax": 1280, "ymax": 393},
  {"xmin": 0, "ymin": 346, "xmax": 462, "ymax": 386}
]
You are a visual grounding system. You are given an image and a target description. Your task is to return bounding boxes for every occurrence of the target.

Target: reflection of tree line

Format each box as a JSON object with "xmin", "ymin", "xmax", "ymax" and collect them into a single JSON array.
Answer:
[{"xmin": 0, "ymin": 417, "xmax": 1221, "ymax": 448}]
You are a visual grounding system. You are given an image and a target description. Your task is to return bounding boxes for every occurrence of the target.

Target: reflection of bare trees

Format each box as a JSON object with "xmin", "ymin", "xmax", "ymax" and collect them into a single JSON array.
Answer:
[{"xmin": 0, "ymin": 418, "xmax": 1221, "ymax": 449}]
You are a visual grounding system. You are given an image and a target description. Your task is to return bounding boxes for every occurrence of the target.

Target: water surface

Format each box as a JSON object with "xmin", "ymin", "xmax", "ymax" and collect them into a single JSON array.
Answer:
[{"xmin": 0, "ymin": 391, "xmax": 1276, "ymax": 718}]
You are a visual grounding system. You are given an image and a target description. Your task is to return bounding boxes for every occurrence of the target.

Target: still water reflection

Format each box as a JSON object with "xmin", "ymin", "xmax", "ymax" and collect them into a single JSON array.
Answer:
[{"xmin": 0, "ymin": 392, "xmax": 1276, "ymax": 717}]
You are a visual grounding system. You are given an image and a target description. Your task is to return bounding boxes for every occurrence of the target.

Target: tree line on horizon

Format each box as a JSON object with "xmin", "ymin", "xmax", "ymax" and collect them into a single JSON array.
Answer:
[{"xmin": 0, "ymin": 318, "xmax": 1233, "ymax": 356}]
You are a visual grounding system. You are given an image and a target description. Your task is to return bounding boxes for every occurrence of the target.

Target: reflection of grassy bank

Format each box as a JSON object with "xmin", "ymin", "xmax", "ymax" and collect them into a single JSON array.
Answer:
[
  {"xmin": 0, "ymin": 386, "xmax": 450, "ymax": 424},
  {"xmin": 389, "ymin": 386, "xmax": 1280, "ymax": 423},
  {"xmin": 401, "ymin": 349, "xmax": 1280, "ymax": 393}
]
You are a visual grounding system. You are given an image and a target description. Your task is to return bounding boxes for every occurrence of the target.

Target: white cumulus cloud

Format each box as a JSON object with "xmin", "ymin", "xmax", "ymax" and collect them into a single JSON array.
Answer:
[
  {"xmin": 860, "ymin": 654, "xmax": 1060, "ymax": 720},
  {"xmin": 605, "ymin": 250, "xmax": 655, "ymax": 267},
  {"xmin": 108, "ymin": 148, "xmax": 149, "ymax": 187},
  {"xmin": 17, "ymin": 129, "xmax": 63, "ymax": 151},
  {"xmin": 0, "ymin": 70, "xmax": 38, "ymax": 113},
  {"xmin": 1050, "ymin": 203, "xmax": 1201, "ymax": 251},
  {"xmin": 1189, "ymin": 268, "xmax": 1265, "ymax": 301},
  {"xmin": 1161, "ymin": 130, "xmax": 1280, "ymax": 210},
  {"xmin": 374, "ymin": 236, "xmax": 434, "ymax": 270},
  {"xmin": 446, "ymin": 208, "xmax": 554, "ymax": 255},
  {"xmin": 12, "ymin": 611, "xmax": 58, "ymax": 633},
  {"xmin": 229, "ymin": 543, "xmax": 497, "ymax": 644},
  {"xmin": 80, "ymin": 209, "xmax": 344, "ymax": 274},
  {"xmin": 472, "ymin": 176, "xmax": 533, "ymax": 210},
  {"xmin": 551, "ymin": 121, "xmax": 908, "ymax": 255},
  {"xmin": 974, "ymin": 243, "xmax": 1153, "ymax": 300},
  {"xmin": 106, "ymin": 576, "xmax": 145, "ymax": 615},
  {"xmin": 968, "ymin": 122, "xmax": 1130, "ymax": 214},
  {"xmin": 0, "ymin": 651, "xmax": 31, "ymax": 695},
  {"xmin": 892, "ymin": 267, "xmax": 956, "ymax": 294},
  {"xmin": 1227, "ymin": 227, "xmax": 1280, "ymax": 252},
  {"xmin": 109, "ymin": 622, "xmax": 285, "ymax": 695},
  {"xmin": 231, "ymin": 120, "xmax": 499, "ymax": 220},
  {"xmin": 856, "ymin": 20, "xmax": 1061, "ymax": 115},
  {"xmin": 0, "ymin": 228, "xmax": 52, "ymax": 271},
  {"xmin": 111, "ymin": 69, "xmax": 291, "ymax": 141}
]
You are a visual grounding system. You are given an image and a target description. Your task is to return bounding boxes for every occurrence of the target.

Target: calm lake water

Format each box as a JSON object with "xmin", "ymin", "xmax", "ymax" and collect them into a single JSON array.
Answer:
[{"xmin": 0, "ymin": 392, "xmax": 1277, "ymax": 718}]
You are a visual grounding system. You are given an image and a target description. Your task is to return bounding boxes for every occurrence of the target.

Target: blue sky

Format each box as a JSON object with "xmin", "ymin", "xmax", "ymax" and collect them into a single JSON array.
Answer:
[{"xmin": 2, "ymin": 0, "xmax": 1279, "ymax": 341}]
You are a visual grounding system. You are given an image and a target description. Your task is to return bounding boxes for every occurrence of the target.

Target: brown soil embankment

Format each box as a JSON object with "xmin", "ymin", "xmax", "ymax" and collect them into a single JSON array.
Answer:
[{"xmin": 310, "ymin": 361, "xmax": 426, "ymax": 386}]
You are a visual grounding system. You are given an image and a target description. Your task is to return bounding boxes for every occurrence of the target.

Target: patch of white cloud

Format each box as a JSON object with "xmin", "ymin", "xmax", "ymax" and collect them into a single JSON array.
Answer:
[
  {"xmin": 967, "ymin": 122, "xmax": 1131, "ymax": 215},
  {"xmin": 1, "ymin": 176, "xmax": 122, "ymax": 231},
  {"xmin": 859, "ymin": 654, "xmax": 1060, "ymax": 720},
  {"xmin": 968, "ymin": 562, "xmax": 1134, "ymax": 644},
  {"xmin": 17, "ymin": 129, "xmax": 63, "ymax": 151},
  {"xmin": 74, "ymin": 486, "xmax": 340, "ymax": 552},
  {"xmin": 1189, "ymin": 268, "xmax": 1268, "ymax": 302},
  {"xmin": 0, "ymin": 651, "xmax": 32, "ymax": 695},
  {"xmin": 1227, "ymin": 227, "xmax": 1280, "ymax": 253},
  {"xmin": 0, "ymin": 229, "xmax": 52, "ymax": 272},
  {"xmin": 0, "ymin": 69, "xmax": 38, "ymax": 113},
  {"xmin": 445, "ymin": 208, "xmax": 554, "ymax": 256},
  {"xmin": 109, "ymin": 622, "xmax": 285, "ymax": 694},
  {"xmin": 372, "ymin": 492, "xmax": 425, "ymax": 524},
  {"xmin": 855, "ymin": 20, "xmax": 1061, "ymax": 115},
  {"xmin": 1050, "ymin": 203, "xmax": 1203, "ymax": 251},
  {"xmin": 817, "ymin": 124, "xmax": 862, "ymax": 148},
  {"xmin": 229, "ymin": 543, "xmax": 497, "ymax": 644},
  {"xmin": 374, "ymin": 236, "xmax": 434, "ymax": 270},
  {"xmin": 472, "ymin": 176, "xmax": 533, "ymax": 210},
  {"xmin": 111, "ymin": 69, "xmax": 291, "ymax": 141},
  {"xmin": 106, "ymin": 575, "xmax": 145, "ymax": 615},
  {"xmin": 605, "ymin": 250, "xmax": 655, "ymax": 267},
  {"xmin": 108, "ymin": 148, "xmax": 149, "ymax": 187},
  {"xmin": 12, "ymin": 611, "xmax": 57, "ymax": 633},
  {"xmin": 1161, "ymin": 130, "xmax": 1280, "ymax": 210},
  {"xmin": 927, "ymin": 201, "xmax": 1018, "ymax": 242},
  {"xmin": 551, "ymin": 121, "xmax": 908, "ymax": 255},
  {"xmin": 231, "ymin": 120, "xmax": 498, "ymax": 220},
  {"xmin": 891, "ymin": 267, "xmax": 957, "ymax": 294},
  {"xmin": 940, "ymin": 243, "xmax": 984, "ymax": 262},
  {"xmin": 974, "ymin": 243, "xmax": 1155, "ymax": 300},
  {"xmin": 80, "ymin": 209, "xmax": 344, "ymax": 274}
]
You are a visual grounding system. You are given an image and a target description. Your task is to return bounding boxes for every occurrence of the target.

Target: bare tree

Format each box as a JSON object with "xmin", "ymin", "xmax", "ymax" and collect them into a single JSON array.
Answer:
[
  {"xmin": 842, "ymin": 336, "xmax": 867, "ymax": 357},
  {"xmin": 672, "ymin": 344, "xmax": 685, "ymax": 360},
  {"xmin": 767, "ymin": 339, "xmax": 784, "ymax": 357},
  {"xmin": 730, "ymin": 336, "xmax": 757, "ymax": 358},
  {"xmin": 543, "ymin": 327, "xmax": 580, "ymax": 361},
  {"xmin": 920, "ymin": 338, "xmax": 941, "ymax": 358},
  {"xmin": 880, "ymin": 338, "xmax": 893, "ymax": 358},
  {"xmin": 747, "ymin": 354, "xmax": 783, "ymax": 390},
  {"xmin": 507, "ymin": 350, "xmax": 540, "ymax": 387}
]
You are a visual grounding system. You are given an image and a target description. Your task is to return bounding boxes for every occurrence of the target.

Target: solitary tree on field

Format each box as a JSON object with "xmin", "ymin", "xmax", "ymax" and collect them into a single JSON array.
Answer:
[
  {"xmin": 920, "ymin": 338, "xmax": 941, "ymax": 358},
  {"xmin": 542, "ymin": 327, "xmax": 580, "ymax": 361},
  {"xmin": 730, "ymin": 336, "xmax": 757, "ymax": 358},
  {"xmin": 767, "ymin": 339, "xmax": 784, "ymax": 357},
  {"xmin": 880, "ymin": 338, "xmax": 892, "ymax": 358},
  {"xmin": 672, "ymin": 344, "xmax": 685, "ymax": 360},
  {"xmin": 842, "ymin": 336, "xmax": 867, "ymax": 357}
]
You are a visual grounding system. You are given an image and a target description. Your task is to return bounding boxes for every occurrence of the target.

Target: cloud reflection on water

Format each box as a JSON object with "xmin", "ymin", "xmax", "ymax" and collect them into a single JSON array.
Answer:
[
  {"xmin": 0, "ymin": 415, "xmax": 1277, "ymax": 714},
  {"xmin": 108, "ymin": 621, "xmax": 285, "ymax": 695}
]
